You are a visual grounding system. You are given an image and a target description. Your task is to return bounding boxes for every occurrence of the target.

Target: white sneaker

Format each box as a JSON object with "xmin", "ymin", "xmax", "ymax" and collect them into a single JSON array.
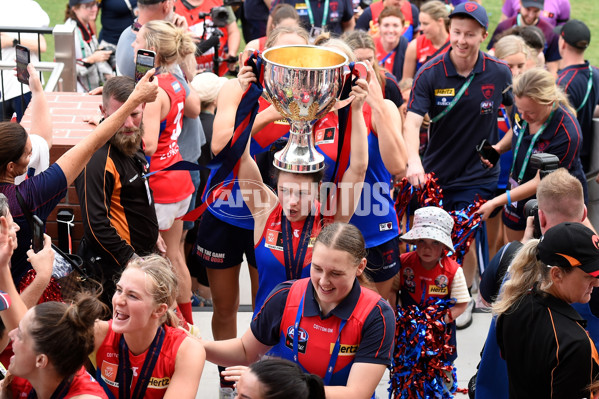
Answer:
[
  {"xmin": 219, "ymin": 387, "xmax": 237, "ymax": 399},
  {"xmin": 456, "ymin": 298, "xmax": 474, "ymax": 330}
]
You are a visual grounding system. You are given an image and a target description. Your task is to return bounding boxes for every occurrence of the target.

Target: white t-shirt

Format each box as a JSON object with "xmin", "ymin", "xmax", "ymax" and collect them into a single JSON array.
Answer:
[{"xmin": 15, "ymin": 134, "xmax": 50, "ymax": 184}]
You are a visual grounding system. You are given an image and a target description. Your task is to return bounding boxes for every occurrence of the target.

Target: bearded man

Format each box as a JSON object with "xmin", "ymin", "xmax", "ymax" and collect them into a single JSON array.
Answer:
[{"xmin": 76, "ymin": 76, "xmax": 161, "ymax": 308}]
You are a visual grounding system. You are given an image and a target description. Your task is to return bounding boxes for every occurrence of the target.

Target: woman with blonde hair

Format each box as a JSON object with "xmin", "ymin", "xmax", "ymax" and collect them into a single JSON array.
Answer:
[
  {"xmin": 477, "ymin": 68, "xmax": 585, "ymax": 243},
  {"xmin": 402, "ymin": 0, "xmax": 450, "ymax": 81},
  {"xmin": 494, "ymin": 223, "xmax": 599, "ymax": 398},
  {"xmin": 132, "ymin": 20, "xmax": 201, "ymax": 325},
  {"xmin": 92, "ymin": 255, "xmax": 205, "ymax": 399}
]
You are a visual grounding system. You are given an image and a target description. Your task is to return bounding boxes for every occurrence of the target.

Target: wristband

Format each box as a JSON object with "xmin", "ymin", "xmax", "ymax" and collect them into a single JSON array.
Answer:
[{"xmin": 506, "ymin": 190, "xmax": 512, "ymax": 205}]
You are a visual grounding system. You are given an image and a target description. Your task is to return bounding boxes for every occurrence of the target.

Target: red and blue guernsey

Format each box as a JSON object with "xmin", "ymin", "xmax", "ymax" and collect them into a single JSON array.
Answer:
[
  {"xmin": 415, "ymin": 34, "xmax": 450, "ymax": 72},
  {"xmin": 95, "ymin": 321, "xmax": 187, "ymax": 399},
  {"xmin": 314, "ymin": 108, "xmax": 398, "ymax": 248},
  {"xmin": 253, "ymin": 202, "xmax": 329, "ymax": 314},
  {"xmin": 399, "ymin": 251, "xmax": 460, "ymax": 362},
  {"xmin": 11, "ymin": 367, "xmax": 108, "ymax": 399},
  {"xmin": 149, "ymin": 74, "xmax": 194, "ymax": 204},
  {"xmin": 252, "ymin": 278, "xmax": 395, "ymax": 386}
]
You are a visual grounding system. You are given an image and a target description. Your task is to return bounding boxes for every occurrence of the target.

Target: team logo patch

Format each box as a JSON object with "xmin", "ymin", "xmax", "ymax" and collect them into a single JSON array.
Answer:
[
  {"xmin": 171, "ymin": 81, "xmax": 181, "ymax": 93},
  {"xmin": 481, "ymin": 84, "xmax": 495, "ymax": 99},
  {"xmin": 315, "ymin": 127, "xmax": 336, "ymax": 144},
  {"xmin": 379, "ymin": 222, "xmax": 393, "ymax": 232},
  {"xmin": 265, "ymin": 229, "xmax": 283, "ymax": 251},
  {"xmin": 101, "ymin": 361, "xmax": 119, "ymax": 387},
  {"xmin": 331, "ymin": 343, "xmax": 358, "ymax": 356},
  {"xmin": 465, "ymin": 2, "xmax": 477, "ymax": 12},
  {"xmin": 285, "ymin": 326, "xmax": 309, "ymax": 353},
  {"xmin": 480, "ymin": 100, "xmax": 494, "ymax": 115}
]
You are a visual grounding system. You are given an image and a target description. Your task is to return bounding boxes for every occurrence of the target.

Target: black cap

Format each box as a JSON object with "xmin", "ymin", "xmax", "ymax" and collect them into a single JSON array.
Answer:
[
  {"xmin": 521, "ymin": 0, "xmax": 544, "ymax": 10},
  {"xmin": 554, "ymin": 19, "xmax": 591, "ymax": 50},
  {"xmin": 69, "ymin": 0, "xmax": 96, "ymax": 6},
  {"xmin": 538, "ymin": 222, "xmax": 599, "ymax": 277},
  {"xmin": 449, "ymin": 2, "xmax": 489, "ymax": 30}
]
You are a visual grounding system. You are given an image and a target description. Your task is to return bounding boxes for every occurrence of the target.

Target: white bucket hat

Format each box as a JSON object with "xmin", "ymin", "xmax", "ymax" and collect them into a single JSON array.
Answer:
[
  {"xmin": 400, "ymin": 206, "xmax": 454, "ymax": 252},
  {"xmin": 191, "ymin": 72, "xmax": 228, "ymax": 105}
]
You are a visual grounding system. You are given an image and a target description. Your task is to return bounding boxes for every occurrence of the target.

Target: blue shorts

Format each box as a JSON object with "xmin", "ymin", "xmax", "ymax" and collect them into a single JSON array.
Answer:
[
  {"xmin": 364, "ymin": 236, "xmax": 401, "ymax": 283},
  {"xmin": 441, "ymin": 182, "xmax": 497, "ymax": 211},
  {"xmin": 502, "ymin": 202, "xmax": 527, "ymax": 231},
  {"xmin": 194, "ymin": 210, "xmax": 257, "ymax": 269}
]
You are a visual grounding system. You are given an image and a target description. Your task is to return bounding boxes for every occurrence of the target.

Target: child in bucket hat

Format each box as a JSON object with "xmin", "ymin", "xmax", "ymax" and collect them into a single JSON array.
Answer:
[
  {"xmin": 391, "ymin": 207, "xmax": 472, "ymax": 395},
  {"xmin": 397, "ymin": 207, "xmax": 471, "ymax": 348}
]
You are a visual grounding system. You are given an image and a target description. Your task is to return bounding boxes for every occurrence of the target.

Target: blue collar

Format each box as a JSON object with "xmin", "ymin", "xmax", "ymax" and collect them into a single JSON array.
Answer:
[{"xmin": 303, "ymin": 279, "xmax": 362, "ymax": 320}]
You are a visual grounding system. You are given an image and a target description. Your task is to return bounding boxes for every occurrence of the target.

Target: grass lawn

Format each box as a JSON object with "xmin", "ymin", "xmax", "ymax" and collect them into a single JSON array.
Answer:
[{"xmin": 36, "ymin": 0, "xmax": 599, "ymax": 67}]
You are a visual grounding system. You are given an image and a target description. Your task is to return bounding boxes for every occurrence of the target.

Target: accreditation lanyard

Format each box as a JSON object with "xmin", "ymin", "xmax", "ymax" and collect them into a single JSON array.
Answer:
[
  {"xmin": 306, "ymin": 0, "xmax": 330, "ymax": 29},
  {"xmin": 510, "ymin": 106, "xmax": 557, "ymax": 183},
  {"xmin": 430, "ymin": 73, "xmax": 475, "ymax": 123},
  {"xmin": 293, "ymin": 292, "xmax": 347, "ymax": 385},
  {"xmin": 576, "ymin": 65, "xmax": 593, "ymax": 112},
  {"xmin": 118, "ymin": 326, "xmax": 166, "ymax": 399},
  {"xmin": 379, "ymin": 50, "xmax": 395, "ymax": 67},
  {"xmin": 28, "ymin": 376, "xmax": 73, "ymax": 399},
  {"xmin": 281, "ymin": 212, "xmax": 315, "ymax": 281}
]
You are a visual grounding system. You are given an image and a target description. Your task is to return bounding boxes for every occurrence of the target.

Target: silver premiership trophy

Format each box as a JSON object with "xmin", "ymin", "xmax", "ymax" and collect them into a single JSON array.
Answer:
[{"xmin": 261, "ymin": 45, "xmax": 348, "ymax": 173}]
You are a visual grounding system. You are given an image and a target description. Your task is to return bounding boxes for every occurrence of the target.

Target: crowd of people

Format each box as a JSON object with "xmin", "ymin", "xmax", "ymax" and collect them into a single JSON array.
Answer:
[{"xmin": 1, "ymin": 0, "xmax": 599, "ymax": 397}]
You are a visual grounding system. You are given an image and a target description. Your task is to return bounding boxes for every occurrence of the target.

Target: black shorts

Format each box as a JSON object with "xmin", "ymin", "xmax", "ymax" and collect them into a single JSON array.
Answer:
[
  {"xmin": 364, "ymin": 236, "xmax": 401, "ymax": 283},
  {"xmin": 193, "ymin": 211, "xmax": 257, "ymax": 269}
]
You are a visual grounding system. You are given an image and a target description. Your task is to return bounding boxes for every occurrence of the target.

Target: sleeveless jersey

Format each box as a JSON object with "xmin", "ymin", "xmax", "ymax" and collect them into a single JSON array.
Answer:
[
  {"xmin": 415, "ymin": 34, "xmax": 450, "ymax": 71},
  {"xmin": 253, "ymin": 202, "xmax": 327, "ymax": 313},
  {"xmin": 11, "ymin": 367, "xmax": 108, "ymax": 399},
  {"xmin": 149, "ymin": 74, "xmax": 194, "ymax": 203},
  {"xmin": 273, "ymin": 278, "xmax": 381, "ymax": 385},
  {"xmin": 95, "ymin": 322, "xmax": 187, "ymax": 399},
  {"xmin": 174, "ymin": 0, "xmax": 230, "ymax": 76},
  {"xmin": 399, "ymin": 251, "xmax": 459, "ymax": 361},
  {"xmin": 374, "ymin": 36, "xmax": 396, "ymax": 77},
  {"xmin": 314, "ymin": 107, "xmax": 398, "ymax": 248}
]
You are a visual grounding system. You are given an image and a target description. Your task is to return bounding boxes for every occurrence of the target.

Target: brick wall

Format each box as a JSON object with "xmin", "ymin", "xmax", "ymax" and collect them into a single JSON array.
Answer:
[{"xmin": 20, "ymin": 92, "xmax": 102, "ymax": 253}]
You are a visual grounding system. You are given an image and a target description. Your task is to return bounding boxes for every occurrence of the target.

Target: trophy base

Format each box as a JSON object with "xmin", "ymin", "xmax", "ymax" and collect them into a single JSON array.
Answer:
[{"xmin": 273, "ymin": 148, "xmax": 325, "ymax": 173}]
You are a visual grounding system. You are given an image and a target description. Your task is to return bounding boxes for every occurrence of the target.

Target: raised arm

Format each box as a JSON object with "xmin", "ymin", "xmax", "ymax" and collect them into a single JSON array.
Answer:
[
  {"xmin": 56, "ymin": 70, "xmax": 158, "ymax": 185},
  {"xmin": 26, "ymin": 64, "xmax": 52, "ymax": 148},
  {"xmin": 334, "ymin": 76, "xmax": 369, "ymax": 223},
  {"xmin": 140, "ymin": 85, "xmax": 169, "ymax": 156},
  {"xmin": 212, "ymin": 73, "xmax": 277, "ymax": 233},
  {"xmin": 368, "ymin": 75, "xmax": 406, "ymax": 176},
  {"xmin": 402, "ymin": 41, "xmax": 417, "ymax": 81}
]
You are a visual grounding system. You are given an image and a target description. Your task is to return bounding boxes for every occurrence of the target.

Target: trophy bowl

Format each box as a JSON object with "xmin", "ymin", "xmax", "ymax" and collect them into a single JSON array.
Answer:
[{"xmin": 261, "ymin": 45, "xmax": 348, "ymax": 173}]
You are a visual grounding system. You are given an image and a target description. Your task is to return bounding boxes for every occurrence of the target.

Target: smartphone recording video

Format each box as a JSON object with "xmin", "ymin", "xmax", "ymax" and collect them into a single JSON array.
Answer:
[
  {"xmin": 16, "ymin": 44, "xmax": 30, "ymax": 85},
  {"xmin": 135, "ymin": 49, "xmax": 155, "ymax": 83}
]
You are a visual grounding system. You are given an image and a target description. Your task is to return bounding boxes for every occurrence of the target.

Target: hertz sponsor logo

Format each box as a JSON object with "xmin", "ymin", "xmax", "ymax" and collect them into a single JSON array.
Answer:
[
  {"xmin": 429, "ymin": 285, "xmax": 448, "ymax": 295},
  {"xmin": 331, "ymin": 343, "xmax": 358, "ymax": 356},
  {"xmin": 434, "ymin": 88, "xmax": 455, "ymax": 96},
  {"xmin": 148, "ymin": 377, "xmax": 170, "ymax": 388}
]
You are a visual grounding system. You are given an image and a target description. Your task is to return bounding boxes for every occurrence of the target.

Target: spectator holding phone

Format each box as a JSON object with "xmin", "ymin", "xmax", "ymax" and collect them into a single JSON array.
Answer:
[
  {"xmin": 65, "ymin": 0, "xmax": 114, "ymax": 92},
  {"xmin": 477, "ymin": 68, "xmax": 586, "ymax": 244},
  {"xmin": 0, "ymin": 66, "xmax": 157, "ymax": 288}
]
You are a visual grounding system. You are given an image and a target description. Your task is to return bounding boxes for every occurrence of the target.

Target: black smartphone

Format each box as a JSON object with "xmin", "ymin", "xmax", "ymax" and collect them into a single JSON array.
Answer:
[
  {"xmin": 135, "ymin": 49, "xmax": 155, "ymax": 83},
  {"xmin": 32, "ymin": 215, "xmax": 44, "ymax": 253},
  {"xmin": 476, "ymin": 138, "xmax": 500, "ymax": 166},
  {"xmin": 16, "ymin": 44, "xmax": 30, "ymax": 85}
]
